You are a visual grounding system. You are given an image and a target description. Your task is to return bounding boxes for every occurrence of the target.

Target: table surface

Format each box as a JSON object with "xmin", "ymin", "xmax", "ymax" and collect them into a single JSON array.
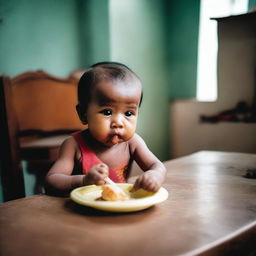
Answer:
[{"xmin": 0, "ymin": 151, "xmax": 256, "ymax": 256}]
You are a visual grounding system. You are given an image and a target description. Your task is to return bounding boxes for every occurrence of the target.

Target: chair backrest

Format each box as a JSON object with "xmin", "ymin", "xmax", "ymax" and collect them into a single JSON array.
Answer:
[
  {"xmin": 0, "ymin": 76, "xmax": 25, "ymax": 201},
  {"xmin": 11, "ymin": 70, "xmax": 84, "ymax": 136},
  {"xmin": 0, "ymin": 70, "xmax": 85, "ymax": 201}
]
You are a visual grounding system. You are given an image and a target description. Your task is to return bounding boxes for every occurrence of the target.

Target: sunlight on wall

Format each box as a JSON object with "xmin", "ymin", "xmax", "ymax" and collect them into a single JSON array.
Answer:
[{"xmin": 196, "ymin": 0, "xmax": 248, "ymax": 102}]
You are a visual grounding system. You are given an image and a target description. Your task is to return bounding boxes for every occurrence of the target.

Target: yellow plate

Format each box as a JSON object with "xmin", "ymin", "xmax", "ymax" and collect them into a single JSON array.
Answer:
[{"xmin": 70, "ymin": 183, "xmax": 168, "ymax": 212}]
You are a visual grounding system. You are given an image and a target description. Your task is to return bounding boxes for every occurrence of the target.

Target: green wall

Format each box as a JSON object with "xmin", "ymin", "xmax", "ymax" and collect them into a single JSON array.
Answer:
[
  {"xmin": 109, "ymin": 0, "xmax": 170, "ymax": 161},
  {"xmin": 165, "ymin": 0, "xmax": 200, "ymax": 99},
  {"xmin": 0, "ymin": 0, "xmax": 80, "ymax": 77},
  {"xmin": 0, "ymin": 0, "xmax": 110, "ymax": 77},
  {"xmin": 76, "ymin": 0, "xmax": 110, "ymax": 67},
  {"xmin": 248, "ymin": 0, "xmax": 256, "ymax": 10}
]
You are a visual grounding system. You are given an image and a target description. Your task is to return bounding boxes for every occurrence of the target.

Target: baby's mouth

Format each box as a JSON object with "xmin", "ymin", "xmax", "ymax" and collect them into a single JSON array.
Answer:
[
  {"xmin": 111, "ymin": 135, "xmax": 119, "ymax": 144},
  {"xmin": 109, "ymin": 133, "xmax": 122, "ymax": 144}
]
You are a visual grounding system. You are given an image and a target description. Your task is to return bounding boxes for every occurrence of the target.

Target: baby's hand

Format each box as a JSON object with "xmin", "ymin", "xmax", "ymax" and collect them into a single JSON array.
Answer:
[
  {"xmin": 132, "ymin": 170, "xmax": 164, "ymax": 192},
  {"xmin": 83, "ymin": 163, "xmax": 109, "ymax": 186}
]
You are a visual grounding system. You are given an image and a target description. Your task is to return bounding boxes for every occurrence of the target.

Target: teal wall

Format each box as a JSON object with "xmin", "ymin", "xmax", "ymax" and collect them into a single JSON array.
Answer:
[
  {"xmin": 0, "ymin": 0, "xmax": 110, "ymax": 77},
  {"xmin": 110, "ymin": 0, "xmax": 170, "ymax": 161},
  {"xmin": 165, "ymin": 0, "xmax": 200, "ymax": 99},
  {"xmin": 0, "ymin": 0, "xmax": 80, "ymax": 77},
  {"xmin": 248, "ymin": 0, "xmax": 256, "ymax": 10},
  {"xmin": 76, "ymin": 0, "xmax": 110, "ymax": 67}
]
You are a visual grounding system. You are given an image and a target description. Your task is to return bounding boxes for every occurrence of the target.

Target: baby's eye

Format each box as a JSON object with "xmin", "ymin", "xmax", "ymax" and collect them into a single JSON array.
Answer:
[
  {"xmin": 101, "ymin": 109, "xmax": 112, "ymax": 116},
  {"xmin": 125, "ymin": 111, "xmax": 133, "ymax": 117}
]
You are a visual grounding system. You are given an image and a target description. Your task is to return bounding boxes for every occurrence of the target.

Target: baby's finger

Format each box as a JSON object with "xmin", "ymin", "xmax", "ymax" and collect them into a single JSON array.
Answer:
[
  {"xmin": 95, "ymin": 179, "xmax": 105, "ymax": 185},
  {"xmin": 98, "ymin": 163, "xmax": 108, "ymax": 169},
  {"xmin": 92, "ymin": 172, "xmax": 107, "ymax": 185},
  {"xmin": 145, "ymin": 183, "xmax": 159, "ymax": 192},
  {"xmin": 140, "ymin": 177, "xmax": 160, "ymax": 192},
  {"xmin": 91, "ymin": 171, "xmax": 103, "ymax": 181},
  {"xmin": 141, "ymin": 180, "xmax": 154, "ymax": 191},
  {"xmin": 131, "ymin": 176, "xmax": 143, "ymax": 192},
  {"xmin": 98, "ymin": 167, "xmax": 109, "ymax": 176},
  {"xmin": 96, "ymin": 164, "xmax": 109, "ymax": 175}
]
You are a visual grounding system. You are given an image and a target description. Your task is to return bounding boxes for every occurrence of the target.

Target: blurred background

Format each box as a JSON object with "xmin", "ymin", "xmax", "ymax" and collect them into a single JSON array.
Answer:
[{"xmin": 0, "ymin": 0, "xmax": 255, "ymax": 201}]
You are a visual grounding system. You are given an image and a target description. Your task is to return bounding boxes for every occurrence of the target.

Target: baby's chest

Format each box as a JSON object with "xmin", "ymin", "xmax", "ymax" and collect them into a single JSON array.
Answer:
[{"xmin": 98, "ymin": 145, "xmax": 131, "ymax": 169}]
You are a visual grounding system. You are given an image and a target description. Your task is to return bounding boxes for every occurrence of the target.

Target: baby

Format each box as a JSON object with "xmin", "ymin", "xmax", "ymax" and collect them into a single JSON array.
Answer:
[{"xmin": 46, "ymin": 62, "xmax": 166, "ymax": 194}]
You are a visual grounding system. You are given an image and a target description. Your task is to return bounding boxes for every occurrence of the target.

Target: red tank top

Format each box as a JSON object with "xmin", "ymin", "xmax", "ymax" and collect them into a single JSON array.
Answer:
[{"xmin": 72, "ymin": 131, "xmax": 128, "ymax": 183}]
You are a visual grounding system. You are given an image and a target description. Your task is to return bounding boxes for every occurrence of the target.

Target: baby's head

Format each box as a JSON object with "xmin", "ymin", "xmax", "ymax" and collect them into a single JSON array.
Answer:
[{"xmin": 76, "ymin": 62, "xmax": 143, "ymax": 146}]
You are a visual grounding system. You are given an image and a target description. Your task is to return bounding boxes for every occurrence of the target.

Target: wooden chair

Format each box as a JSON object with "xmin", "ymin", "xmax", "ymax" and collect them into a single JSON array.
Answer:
[
  {"xmin": 0, "ymin": 76, "xmax": 25, "ymax": 201},
  {"xmin": 12, "ymin": 70, "xmax": 85, "ymax": 160},
  {"xmin": 0, "ymin": 70, "xmax": 85, "ymax": 200}
]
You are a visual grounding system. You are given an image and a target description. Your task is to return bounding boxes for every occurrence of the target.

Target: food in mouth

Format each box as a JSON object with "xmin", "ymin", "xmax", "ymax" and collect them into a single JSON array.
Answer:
[
  {"xmin": 110, "ymin": 134, "xmax": 120, "ymax": 144},
  {"xmin": 101, "ymin": 184, "xmax": 129, "ymax": 201}
]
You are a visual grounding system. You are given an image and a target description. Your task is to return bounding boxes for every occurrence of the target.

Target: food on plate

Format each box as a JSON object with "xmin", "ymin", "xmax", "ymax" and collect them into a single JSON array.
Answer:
[{"xmin": 101, "ymin": 184, "xmax": 129, "ymax": 201}]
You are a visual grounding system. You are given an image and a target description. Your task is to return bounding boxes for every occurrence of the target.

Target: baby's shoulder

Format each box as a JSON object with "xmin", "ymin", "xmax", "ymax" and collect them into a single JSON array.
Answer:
[
  {"xmin": 62, "ymin": 135, "xmax": 76, "ymax": 145},
  {"xmin": 128, "ymin": 133, "xmax": 147, "ymax": 152},
  {"xmin": 129, "ymin": 133, "xmax": 143, "ymax": 143},
  {"xmin": 60, "ymin": 136, "xmax": 79, "ymax": 151},
  {"xmin": 59, "ymin": 136, "xmax": 82, "ymax": 160}
]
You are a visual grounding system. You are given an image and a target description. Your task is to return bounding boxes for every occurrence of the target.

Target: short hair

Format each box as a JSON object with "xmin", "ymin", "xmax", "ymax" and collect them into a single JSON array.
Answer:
[{"xmin": 77, "ymin": 62, "xmax": 143, "ymax": 116}]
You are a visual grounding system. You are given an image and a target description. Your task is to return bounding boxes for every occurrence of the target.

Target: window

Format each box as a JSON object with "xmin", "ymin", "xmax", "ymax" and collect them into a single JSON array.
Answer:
[{"xmin": 196, "ymin": 0, "xmax": 249, "ymax": 101}]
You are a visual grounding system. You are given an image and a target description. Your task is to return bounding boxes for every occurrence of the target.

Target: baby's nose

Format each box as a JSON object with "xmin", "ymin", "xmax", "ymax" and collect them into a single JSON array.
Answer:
[{"xmin": 111, "ymin": 115, "xmax": 124, "ymax": 128}]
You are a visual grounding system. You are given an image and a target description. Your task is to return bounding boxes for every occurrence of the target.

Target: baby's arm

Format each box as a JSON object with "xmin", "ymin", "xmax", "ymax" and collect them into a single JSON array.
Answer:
[
  {"xmin": 130, "ymin": 134, "xmax": 166, "ymax": 192},
  {"xmin": 46, "ymin": 137, "xmax": 109, "ymax": 192},
  {"xmin": 46, "ymin": 137, "xmax": 84, "ymax": 191}
]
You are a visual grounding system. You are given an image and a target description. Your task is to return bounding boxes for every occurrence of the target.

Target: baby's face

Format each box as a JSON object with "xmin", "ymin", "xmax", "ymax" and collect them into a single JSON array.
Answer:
[{"xmin": 85, "ymin": 79, "xmax": 142, "ymax": 147}]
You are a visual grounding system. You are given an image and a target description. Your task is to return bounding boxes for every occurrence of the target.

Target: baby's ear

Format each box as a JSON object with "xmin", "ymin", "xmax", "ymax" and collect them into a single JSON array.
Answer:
[{"xmin": 76, "ymin": 104, "xmax": 87, "ymax": 124}]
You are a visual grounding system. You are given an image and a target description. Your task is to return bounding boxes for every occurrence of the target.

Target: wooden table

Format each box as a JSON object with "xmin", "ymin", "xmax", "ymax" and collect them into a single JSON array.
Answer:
[{"xmin": 0, "ymin": 151, "xmax": 255, "ymax": 256}]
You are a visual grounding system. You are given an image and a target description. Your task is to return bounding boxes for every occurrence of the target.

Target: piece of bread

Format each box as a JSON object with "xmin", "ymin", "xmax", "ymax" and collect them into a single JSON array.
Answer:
[{"xmin": 101, "ymin": 184, "xmax": 129, "ymax": 201}]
